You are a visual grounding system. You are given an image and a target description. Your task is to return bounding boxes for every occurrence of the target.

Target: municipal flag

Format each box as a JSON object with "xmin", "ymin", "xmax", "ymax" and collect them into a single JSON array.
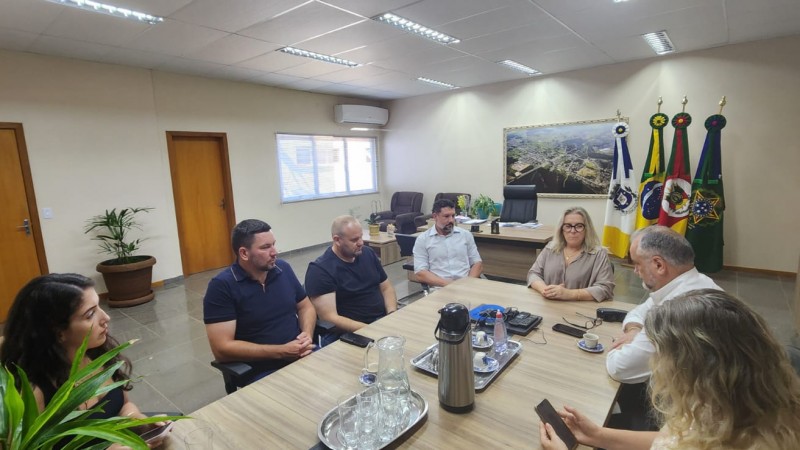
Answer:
[
  {"xmin": 686, "ymin": 114, "xmax": 726, "ymax": 272},
  {"xmin": 602, "ymin": 122, "xmax": 637, "ymax": 258},
  {"xmin": 635, "ymin": 113, "xmax": 668, "ymax": 230},
  {"xmin": 658, "ymin": 112, "xmax": 693, "ymax": 234}
]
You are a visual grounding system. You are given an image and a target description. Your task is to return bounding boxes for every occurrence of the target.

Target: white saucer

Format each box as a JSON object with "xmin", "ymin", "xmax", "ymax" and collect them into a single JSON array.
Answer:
[
  {"xmin": 577, "ymin": 340, "xmax": 604, "ymax": 353},
  {"xmin": 472, "ymin": 335, "xmax": 494, "ymax": 349},
  {"xmin": 474, "ymin": 356, "xmax": 499, "ymax": 373}
]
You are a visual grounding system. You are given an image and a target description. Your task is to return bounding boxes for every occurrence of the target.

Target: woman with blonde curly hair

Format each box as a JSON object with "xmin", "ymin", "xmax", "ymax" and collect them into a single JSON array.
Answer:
[{"xmin": 540, "ymin": 289, "xmax": 800, "ymax": 449}]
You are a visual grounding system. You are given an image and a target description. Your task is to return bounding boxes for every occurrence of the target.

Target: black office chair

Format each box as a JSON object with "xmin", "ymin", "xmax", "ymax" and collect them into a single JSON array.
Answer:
[
  {"xmin": 394, "ymin": 233, "xmax": 429, "ymax": 303},
  {"xmin": 499, "ymin": 185, "xmax": 538, "ymax": 223},
  {"xmin": 211, "ymin": 319, "xmax": 335, "ymax": 394},
  {"xmin": 787, "ymin": 345, "xmax": 800, "ymax": 377}
]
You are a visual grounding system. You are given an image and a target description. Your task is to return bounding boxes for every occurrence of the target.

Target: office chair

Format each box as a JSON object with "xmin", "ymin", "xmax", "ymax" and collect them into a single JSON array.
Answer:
[
  {"xmin": 377, "ymin": 191, "xmax": 424, "ymax": 234},
  {"xmin": 394, "ymin": 233, "xmax": 429, "ymax": 303},
  {"xmin": 499, "ymin": 185, "xmax": 538, "ymax": 223},
  {"xmin": 211, "ymin": 319, "xmax": 335, "ymax": 394},
  {"xmin": 414, "ymin": 192, "xmax": 471, "ymax": 228}
]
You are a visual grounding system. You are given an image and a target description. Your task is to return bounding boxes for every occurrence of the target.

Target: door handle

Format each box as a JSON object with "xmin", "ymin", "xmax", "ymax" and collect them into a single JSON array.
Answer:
[{"xmin": 16, "ymin": 219, "xmax": 31, "ymax": 235}]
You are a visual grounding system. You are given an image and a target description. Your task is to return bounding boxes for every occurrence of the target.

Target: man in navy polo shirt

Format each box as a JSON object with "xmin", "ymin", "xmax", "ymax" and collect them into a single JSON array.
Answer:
[
  {"xmin": 204, "ymin": 219, "xmax": 317, "ymax": 383},
  {"xmin": 305, "ymin": 215, "xmax": 397, "ymax": 346}
]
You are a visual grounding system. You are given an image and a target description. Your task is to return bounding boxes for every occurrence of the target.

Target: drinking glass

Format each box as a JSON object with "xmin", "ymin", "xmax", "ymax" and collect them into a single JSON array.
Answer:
[
  {"xmin": 357, "ymin": 386, "xmax": 381, "ymax": 450},
  {"xmin": 337, "ymin": 395, "xmax": 359, "ymax": 449}
]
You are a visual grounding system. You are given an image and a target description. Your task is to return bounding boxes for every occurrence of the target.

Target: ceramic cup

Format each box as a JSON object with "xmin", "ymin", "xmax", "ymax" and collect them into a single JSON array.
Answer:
[
  {"xmin": 473, "ymin": 351, "xmax": 487, "ymax": 368},
  {"xmin": 583, "ymin": 333, "xmax": 599, "ymax": 349},
  {"xmin": 475, "ymin": 331, "xmax": 487, "ymax": 345}
]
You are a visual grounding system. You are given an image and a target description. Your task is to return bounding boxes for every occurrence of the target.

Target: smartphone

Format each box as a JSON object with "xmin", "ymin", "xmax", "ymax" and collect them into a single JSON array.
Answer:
[
  {"xmin": 339, "ymin": 332, "xmax": 374, "ymax": 348},
  {"xmin": 552, "ymin": 323, "xmax": 585, "ymax": 338},
  {"xmin": 535, "ymin": 399, "xmax": 577, "ymax": 450},
  {"xmin": 139, "ymin": 421, "xmax": 174, "ymax": 443}
]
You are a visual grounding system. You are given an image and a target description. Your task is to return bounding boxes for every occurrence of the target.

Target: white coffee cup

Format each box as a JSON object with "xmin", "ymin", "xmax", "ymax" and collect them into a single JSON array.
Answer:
[
  {"xmin": 583, "ymin": 333, "xmax": 599, "ymax": 349},
  {"xmin": 475, "ymin": 331, "xmax": 486, "ymax": 345},
  {"xmin": 473, "ymin": 351, "xmax": 487, "ymax": 368}
]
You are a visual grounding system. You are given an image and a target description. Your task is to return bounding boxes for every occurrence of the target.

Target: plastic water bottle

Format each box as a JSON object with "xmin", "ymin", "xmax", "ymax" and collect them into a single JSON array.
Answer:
[{"xmin": 493, "ymin": 310, "xmax": 508, "ymax": 355}]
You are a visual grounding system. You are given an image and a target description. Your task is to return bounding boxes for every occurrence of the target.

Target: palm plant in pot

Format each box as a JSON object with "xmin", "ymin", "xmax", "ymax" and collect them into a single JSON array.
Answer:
[
  {"xmin": 84, "ymin": 207, "xmax": 156, "ymax": 307},
  {"xmin": 0, "ymin": 336, "xmax": 186, "ymax": 449}
]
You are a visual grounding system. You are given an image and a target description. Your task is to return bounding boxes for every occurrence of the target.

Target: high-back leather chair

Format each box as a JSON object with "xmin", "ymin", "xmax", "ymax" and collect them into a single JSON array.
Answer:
[
  {"xmin": 377, "ymin": 191, "xmax": 423, "ymax": 234},
  {"xmin": 499, "ymin": 185, "xmax": 538, "ymax": 223},
  {"xmin": 413, "ymin": 192, "xmax": 470, "ymax": 228},
  {"xmin": 395, "ymin": 233, "xmax": 429, "ymax": 300}
]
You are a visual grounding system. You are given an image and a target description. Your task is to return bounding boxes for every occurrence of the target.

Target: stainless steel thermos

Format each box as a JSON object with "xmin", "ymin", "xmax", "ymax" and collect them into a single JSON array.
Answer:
[{"xmin": 435, "ymin": 303, "xmax": 475, "ymax": 413}]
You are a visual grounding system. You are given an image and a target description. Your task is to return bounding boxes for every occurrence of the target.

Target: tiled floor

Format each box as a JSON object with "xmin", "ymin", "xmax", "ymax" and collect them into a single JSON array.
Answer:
[{"xmin": 103, "ymin": 246, "xmax": 797, "ymax": 415}]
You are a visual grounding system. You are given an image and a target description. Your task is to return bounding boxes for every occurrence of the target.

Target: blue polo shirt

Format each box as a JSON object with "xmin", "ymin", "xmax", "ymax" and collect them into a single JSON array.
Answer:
[{"xmin": 204, "ymin": 260, "xmax": 306, "ymax": 371}]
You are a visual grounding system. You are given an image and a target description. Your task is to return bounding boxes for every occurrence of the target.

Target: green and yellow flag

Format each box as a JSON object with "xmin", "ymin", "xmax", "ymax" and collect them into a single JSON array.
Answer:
[
  {"xmin": 686, "ymin": 114, "xmax": 726, "ymax": 272},
  {"xmin": 635, "ymin": 113, "xmax": 668, "ymax": 230}
]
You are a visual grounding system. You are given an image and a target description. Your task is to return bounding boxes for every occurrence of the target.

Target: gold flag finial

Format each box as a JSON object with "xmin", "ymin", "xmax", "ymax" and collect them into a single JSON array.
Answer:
[
  {"xmin": 616, "ymin": 109, "xmax": 622, "ymax": 121},
  {"xmin": 681, "ymin": 96, "xmax": 688, "ymax": 112},
  {"xmin": 657, "ymin": 96, "xmax": 663, "ymax": 113},
  {"xmin": 718, "ymin": 96, "xmax": 727, "ymax": 114}
]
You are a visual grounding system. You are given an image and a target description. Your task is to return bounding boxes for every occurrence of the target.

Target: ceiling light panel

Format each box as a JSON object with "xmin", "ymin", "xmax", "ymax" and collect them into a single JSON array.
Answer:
[
  {"xmin": 46, "ymin": 0, "xmax": 164, "ymax": 25},
  {"xmin": 497, "ymin": 59, "xmax": 541, "ymax": 75},
  {"xmin": 373, "ymin": 13, "xmax": 461, "ymax": 44},
  {"xmin": 417, "ymin": 77, "xmax": 458, "ymax": 89},
  {"xmin": 279, "ymin": 47, "xmax": 361, "ymax": 67},
  {"xmin": 642, "ymin": 30, "xmax": 675, "ymax": 55}
]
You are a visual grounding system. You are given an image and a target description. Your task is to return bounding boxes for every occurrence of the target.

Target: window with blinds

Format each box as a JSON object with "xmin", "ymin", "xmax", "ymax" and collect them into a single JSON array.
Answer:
[{"xmin": 276, "ymin": 133, "xmax": 378, "ymax": 203}]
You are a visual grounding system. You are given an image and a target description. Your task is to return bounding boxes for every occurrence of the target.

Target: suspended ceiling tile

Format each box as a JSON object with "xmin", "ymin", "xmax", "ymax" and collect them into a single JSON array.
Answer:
[
  {"xmin": 109, "ymin": 0, "xmax": 194, "ymax": 17},
  {"xmin": 393, "ymin": 0, "xmax": 518, "ymax": 27},
  {"xmin": 312, "ymin": 63, "xmax": 391, "ymax": 83},
  {"xmin": 235, "ymin": 50, "xmax": 305, "ymax": 72},
  {"xmin": 101, "ymin": 47, "xmax": 173, "ymax": 69},
  {"xmin": 457, "ymin": 20, "xmax": 572, "ymax": 55},
  {"xmin": 28, "ymin": 34, "xmax": 114, "ymax": 61},
  {"xmin": 321, "ymin": 0, "xmax": 420, "ymax": 18},
  {"xmin": 275, "ymin": 59, "xmax": 355, "ymax": 78},
  {"xmin": 298, "ymin": 20, "xmax": 405, "ymax": 56},
  {"xmin": 238, "ymin": 1, "xmax": 362, "ymax": 46},
  {"xmin": 43, "ymin": 7, "xmax": 151, "ymax": 48},
  {"xmin": 169, "ymin": 0, "xmax": 308, "ymax": 33},
  {"xmin": 0, "ymin": 27, "xmax": 39, "ymax": 52},
  {"xmin": 185, "ymin": 34, "xmax": 280, "ymax": 65},
  {"xmin": 126, "ymin": 19, "xmax": 228, "ymax": 56},
  {"xmin": 0, "ymin": 0, "xmax": 65, "ymax": 33},
  {"xmin": 437, "ymin": 2, "xmax": 550, "ymax": 41}
]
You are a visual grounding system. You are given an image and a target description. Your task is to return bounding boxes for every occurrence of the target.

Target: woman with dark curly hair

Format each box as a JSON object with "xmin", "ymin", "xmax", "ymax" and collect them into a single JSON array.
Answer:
[
  {"xmin": 540, "ymin": 289, "xmax": 800, "ymax": 449},
  {"xmin": 1, "ymin": 273, "xmax": 167, "ymax": 447}
]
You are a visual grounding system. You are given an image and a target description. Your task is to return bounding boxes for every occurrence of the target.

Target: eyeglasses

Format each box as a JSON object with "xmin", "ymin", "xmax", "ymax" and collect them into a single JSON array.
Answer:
[
  {"xmin": 562, "ymin": 223, "xmax": 585, "ymax": 232},
  {"xmin": 562, "ymin": 312, "xmax": 603, "ymax": 330}
]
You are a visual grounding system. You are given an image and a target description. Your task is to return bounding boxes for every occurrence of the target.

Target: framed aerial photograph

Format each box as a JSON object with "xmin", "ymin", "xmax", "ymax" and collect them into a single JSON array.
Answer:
[{"xmin": 504, "ymin": 118, "xmax": 626, "ymax": 198}]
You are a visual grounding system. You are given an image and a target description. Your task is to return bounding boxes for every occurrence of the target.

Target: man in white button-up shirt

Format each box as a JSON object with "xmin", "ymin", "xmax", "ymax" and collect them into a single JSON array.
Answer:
[
  {"xmin": 606, "ymin": 225, "xmax": 721, "ymax": 430},
  {"xmin": 413, "ymin": 199, "xmax": 483, "ymax": 287}
]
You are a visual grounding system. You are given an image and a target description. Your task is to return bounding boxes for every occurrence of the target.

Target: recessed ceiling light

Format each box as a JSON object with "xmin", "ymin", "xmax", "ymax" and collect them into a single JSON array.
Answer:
[
  {"xmin": 279, "ymin": 47, "xmax": 361, "ymax": 67},
  {"xmin": 45, "ymin": 0, "xmax": 164, "ymax": 25},
  {"xmin": 642, "ymin": 30, "xmax": 675, "ymax": 55},
  {"xmin": 417, "ymin": 77, "xmax": 458, "ymax": 89},
  {"xmin": 498, "ymin": 60, "xmax": 542, "ymax": 75},
  {"xmin": 373, "ymin": 13, "xmax": 460, "ymax": 44}
]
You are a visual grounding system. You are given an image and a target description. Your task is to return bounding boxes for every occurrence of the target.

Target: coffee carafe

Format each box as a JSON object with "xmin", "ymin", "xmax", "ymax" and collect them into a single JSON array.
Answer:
[{"xmin": 434, "ymin": 303, "xmax": 475, "ymax": 413}]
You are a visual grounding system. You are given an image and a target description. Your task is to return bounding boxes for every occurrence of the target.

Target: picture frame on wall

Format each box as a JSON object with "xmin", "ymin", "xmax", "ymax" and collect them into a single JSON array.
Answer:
[{"xmin": 504, "ymin": 117, "xmax": 626, "ymax": 198}]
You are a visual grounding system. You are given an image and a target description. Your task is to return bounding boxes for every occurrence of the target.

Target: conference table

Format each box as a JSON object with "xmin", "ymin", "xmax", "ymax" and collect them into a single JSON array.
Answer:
[
  {"xmin": 418, "ymin": 221, "xmax": 555, "ymax": 282},
  {"xmin": 164, "ymin": 278, "xmax": 633, "ymax": 449}
]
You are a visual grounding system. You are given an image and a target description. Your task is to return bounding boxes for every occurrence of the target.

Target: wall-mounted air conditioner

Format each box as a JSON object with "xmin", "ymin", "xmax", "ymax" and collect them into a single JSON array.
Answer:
[{"xmin": 334, "ymin": 104, "xmax": 389, "ymax": 126}]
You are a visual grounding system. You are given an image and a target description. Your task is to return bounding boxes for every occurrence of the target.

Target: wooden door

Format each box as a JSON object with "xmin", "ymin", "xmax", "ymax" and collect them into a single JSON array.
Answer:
[
  {"xmin": 1, "ymin": 123, "xmax": 48, "ymax": 321},
  {"xmin": 167, "ymin": 132, "xmax": 235, "ymax": 275}
]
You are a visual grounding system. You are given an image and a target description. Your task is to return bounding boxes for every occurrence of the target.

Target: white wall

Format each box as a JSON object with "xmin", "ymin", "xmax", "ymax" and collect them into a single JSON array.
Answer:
[
  {"xmin": 0, "ymin": 50, "xmax": 385, "ymax": 290},
  {"xmin": 383, "ymin": 35, "xmax": 800, "ymax": 273}
]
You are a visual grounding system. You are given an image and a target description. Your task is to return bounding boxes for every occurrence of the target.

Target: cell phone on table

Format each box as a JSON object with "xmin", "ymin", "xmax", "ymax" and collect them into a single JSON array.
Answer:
[
  {"xmin": 139, "ymin": 421, "xmax": 174, "ymax": 443},
  {"xmin": 535, "ymin": 399, "xmax": 577, "ymax": 450},
  {"xmin": 552, "ymin": 323, "xmax": 585, "ymax": 338},
  {"xmin": 339, "ymin": 332, "xmax": 374, "ymax": 348}
]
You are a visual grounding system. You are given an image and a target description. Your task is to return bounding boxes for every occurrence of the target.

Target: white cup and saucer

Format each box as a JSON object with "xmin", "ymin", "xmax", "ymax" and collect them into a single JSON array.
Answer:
[
  {"xmin": 577, "ymin": 333, "xmax": 604, "ymax": 353},
  {"xmin": 472, "ymin": 330, "xmax": 494, "ymax": 349}
]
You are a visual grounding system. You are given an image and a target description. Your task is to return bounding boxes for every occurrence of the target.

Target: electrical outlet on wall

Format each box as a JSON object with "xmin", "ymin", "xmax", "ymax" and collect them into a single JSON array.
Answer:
[{"xmin": 42, "ymin": 207, "xmax": 53, "ymax": 219}]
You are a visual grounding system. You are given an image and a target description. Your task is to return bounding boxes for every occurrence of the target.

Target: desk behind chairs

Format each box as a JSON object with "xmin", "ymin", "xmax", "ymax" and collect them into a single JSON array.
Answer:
[
  {"xmin": 500, "ymin": 185, "xmax": 538, "ymax": 223},
  {"xmin": 210, "ymin": 320, "xmax": 335, "ymax": 394}
]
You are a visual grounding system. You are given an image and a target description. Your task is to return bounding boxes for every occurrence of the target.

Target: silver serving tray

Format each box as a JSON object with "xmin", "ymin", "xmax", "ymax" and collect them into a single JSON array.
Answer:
[
  {"xmin": 410, "ymin": 340, "xmax": 522, "ymax": 391},
  {"xmin": 318, "ymin": 389, "xmax": 428, "ymax": 450}
]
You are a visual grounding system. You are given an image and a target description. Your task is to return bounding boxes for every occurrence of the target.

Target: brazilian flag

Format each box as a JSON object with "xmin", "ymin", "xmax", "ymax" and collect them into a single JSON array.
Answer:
[
  {"xmin": 686, "ymin": 115, "xmax": 726, "ymax": 272},
  {"xmin": 635, "ymin": 113, "xmax": 668, "ymax": 230}
]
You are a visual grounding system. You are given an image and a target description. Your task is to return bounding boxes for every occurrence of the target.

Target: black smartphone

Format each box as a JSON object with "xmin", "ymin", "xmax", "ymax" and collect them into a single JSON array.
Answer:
[
  {"xmin": 552, "ymin": 323, "xmax": 585, "ymax": 338},
  {"xmin": 535, "ymin": 399, "xmax": 578, "ymax": 450},
  {"xmin": 339, "ymin": 332, "xmax": 374, "ymax": 348},
  {"xmin": 139, "ymin": 422, "xmax": 173, "ymax": 443}
]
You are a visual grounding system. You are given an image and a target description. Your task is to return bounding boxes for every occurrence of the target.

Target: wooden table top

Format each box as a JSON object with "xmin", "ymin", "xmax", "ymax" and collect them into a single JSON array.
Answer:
[
  {"xmin": 361, "ymin": 230, "xmax": 396, "ymax": 244},
  {"xmin": 418, "ymin": 221, "xmax": 555, "ymax": 245},
  {"xmin": 164, "ymin": 278, "xmax": 633, "ymax": 449}
]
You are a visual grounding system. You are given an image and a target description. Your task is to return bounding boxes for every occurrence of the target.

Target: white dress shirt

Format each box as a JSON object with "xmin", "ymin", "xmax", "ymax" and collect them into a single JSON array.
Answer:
[
  {"xmin": 606, "ymin": 268, "xmax": 721, "ymax": 384},
  {"xmin": 413, "ymin": 226, "xmax": 481, "ymax": 281}
]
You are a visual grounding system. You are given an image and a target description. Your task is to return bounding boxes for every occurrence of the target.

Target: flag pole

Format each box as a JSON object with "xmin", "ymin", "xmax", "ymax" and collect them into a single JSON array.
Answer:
[
  {"xmin": 718, "ymin": 95, "xmax": 727, "ymax": 114},
  {"xmin": 657, "ymin": 96, "xmax": 663, "ymax": 113},
  {"xmin": 681, "ymin": 95, "xmax": 688, "ymax": 112}
]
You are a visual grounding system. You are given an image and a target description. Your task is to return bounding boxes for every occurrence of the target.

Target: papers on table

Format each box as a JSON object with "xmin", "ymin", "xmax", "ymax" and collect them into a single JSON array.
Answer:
[
  {"xmin": 499, "ymin": 221, "xmax": 542, "ymax": 229},
  {"xmin": 463, "ymin": 219, "xmax": 488, "ymax": 225}
]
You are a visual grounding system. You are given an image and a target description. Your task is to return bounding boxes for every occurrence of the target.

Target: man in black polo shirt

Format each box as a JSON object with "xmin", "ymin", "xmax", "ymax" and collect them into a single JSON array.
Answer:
[
  {"xmin": 203, "ymin": 219, "xmax": 317, "ymax": 383},
  {"xmin": 305, "ymin": 215, "xmax": 397, "ymax": 346}
]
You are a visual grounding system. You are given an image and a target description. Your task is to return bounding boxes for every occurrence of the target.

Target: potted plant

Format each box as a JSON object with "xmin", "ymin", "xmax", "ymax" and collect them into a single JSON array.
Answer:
[
  {"xmin": 471, "ymin": 194, "xmax": 497, "ymax": 220},
  {"xmin": 84, "ymin": 207, "xmax": 156, "ymax": 307},
  {"xmin": 0, "ymin": 336, "xmax": 186, "ymax": 449},
  {"xmin": 366, "ymin": 213, "xmax": 381, "ymax": 237}
]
